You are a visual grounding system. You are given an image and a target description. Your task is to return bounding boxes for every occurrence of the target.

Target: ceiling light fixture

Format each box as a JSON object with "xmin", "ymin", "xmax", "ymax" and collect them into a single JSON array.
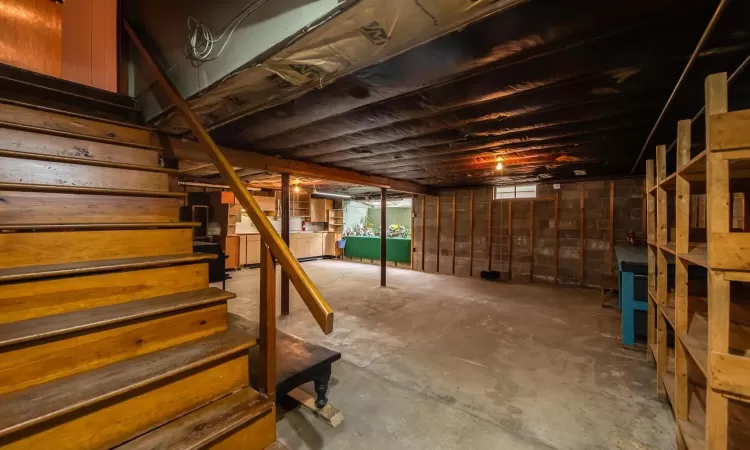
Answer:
[
  {"xmin": 294, "ymin": 185, "xmax": 300, "ymax": 193},
  {"xmin": 496, "ymin": 162, "xmax": 503, "ymax": 170},
  {"xmin": 314, "ymin": 191, "xmax": 351, "ymax": 199}
]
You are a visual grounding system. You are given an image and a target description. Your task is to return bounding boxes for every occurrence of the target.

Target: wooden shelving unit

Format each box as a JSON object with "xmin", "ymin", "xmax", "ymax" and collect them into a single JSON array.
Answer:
[
  {"xmin": 327, "ymin": 208, "xmax": 344, "ymax": 232},
  {"xmin": 646, "ymin": 72, "xmax": 750, "ymax": 450},
  {"xmin": 291, "ymin": 191, "xmax": 311, "ymax": 218}
]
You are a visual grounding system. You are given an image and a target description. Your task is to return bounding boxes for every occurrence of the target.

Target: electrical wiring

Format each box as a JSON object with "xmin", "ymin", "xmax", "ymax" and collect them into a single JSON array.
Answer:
[{"xmin": 187, "ymin": 0, "xmax": 267, "ymax": 63}]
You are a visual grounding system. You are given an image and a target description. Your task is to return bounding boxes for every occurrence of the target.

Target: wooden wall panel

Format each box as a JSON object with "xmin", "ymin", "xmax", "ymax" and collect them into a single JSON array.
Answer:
[
  {"xmin": 61, "ymin": 0, "xmax": 117, "ymax": 92},
  {"xmin": 0, "ymin": 0, "xmax": 63, "ymax": 77},
  {"xmin": 90, "ymin": 0, "xmax": 118, "ymax": 92},
  {"xmin": 415, "ymin": 180, "xmax": 645, "ymax": 288}
]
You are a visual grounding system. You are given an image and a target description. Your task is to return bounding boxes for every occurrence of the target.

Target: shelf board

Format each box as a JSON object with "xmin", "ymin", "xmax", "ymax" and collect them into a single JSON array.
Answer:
[
  {"xmin": 658, "ymin": 336, "xmax": 706, "ymax": 450},
  {"xmin": 647, "ymin": 240, "xmax": 658, "ymax": 247},
  {"xmin": 648, "ymin": 289, "xmax": 657, "ymax": 303},
  {"xmin": 659, "ymin": 172, "xmax": 677, "ymax": 191},
  {"xmin": 678, "ymin": 243, "xmax": 707, "ymax": 268},
  {"xmin": 662, "ymin": 242, "xmax": 676, "ymax": 255},
  {"xmin": 679, "ymin": 150, "xmax": 706, "ymax": 179}
]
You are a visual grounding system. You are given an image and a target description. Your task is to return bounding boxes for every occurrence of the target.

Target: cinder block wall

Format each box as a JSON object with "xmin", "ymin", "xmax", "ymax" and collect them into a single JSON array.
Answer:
[{"xmin": 412, "ymin": 178, "xmax": 644, "ymax": 287}]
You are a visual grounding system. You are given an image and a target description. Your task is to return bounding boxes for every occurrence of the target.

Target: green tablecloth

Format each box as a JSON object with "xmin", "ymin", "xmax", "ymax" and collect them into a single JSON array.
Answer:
[{"xmin": 343, "ymin": 236, "xmax": 411, "ymax": 263}]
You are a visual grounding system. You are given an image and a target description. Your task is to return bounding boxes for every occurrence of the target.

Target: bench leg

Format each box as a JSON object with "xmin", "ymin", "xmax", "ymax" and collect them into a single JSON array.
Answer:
[{"xmin": 314, "ymin": 366, "xmax": 331, "ymax": 409}]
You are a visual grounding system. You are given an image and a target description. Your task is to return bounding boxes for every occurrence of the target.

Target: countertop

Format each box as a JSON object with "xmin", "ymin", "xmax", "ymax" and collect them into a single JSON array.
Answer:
[{"xmin": 235, "ymin": 230, "xmax": 333, "ymax": 235}]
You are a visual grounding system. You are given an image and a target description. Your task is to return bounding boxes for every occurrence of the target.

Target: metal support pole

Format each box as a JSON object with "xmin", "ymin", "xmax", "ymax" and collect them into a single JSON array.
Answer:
[{"xmin": 381, "ymin": 188, "xmax": 387, "ymax": 287}]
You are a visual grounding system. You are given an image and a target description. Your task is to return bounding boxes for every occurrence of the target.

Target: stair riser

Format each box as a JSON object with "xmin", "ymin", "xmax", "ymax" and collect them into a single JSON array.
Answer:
[
  {"xmin": 0, "ymin": 128, "xmax": 161, "ymax": 168},
  {"xmin": 209, "ymin": 406, "xmax": 276, "ymax": 450},
  {"xmin": 0, "ymin": 157, "xmax": 168, "ymax": 192},
  {"xmin": 0, "ymin": 354, "xmax": 249, "ymax": 450},
  {"xmin": 0, "ymin": 191, "xmax": 180, "ymax": 225},
  {"xmin": 0, "ymin": 303, "xmax": 228, "ymax": 395},
  {"xmin": 0, "ymin": 102, "xmax": 157, "ymax": 148},
  {"xmin": 0, "ymin": 228, "xmax": 193, "ymax": 269},
  {"xmin": 0, "ymin": 263, "xmax": 208, "ymax": 324}
]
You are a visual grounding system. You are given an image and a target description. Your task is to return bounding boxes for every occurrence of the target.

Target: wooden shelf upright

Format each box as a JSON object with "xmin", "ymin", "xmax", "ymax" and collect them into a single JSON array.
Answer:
[{"xmin": 646, "ymin": 72, "xmax": 750, "ymax": 450}]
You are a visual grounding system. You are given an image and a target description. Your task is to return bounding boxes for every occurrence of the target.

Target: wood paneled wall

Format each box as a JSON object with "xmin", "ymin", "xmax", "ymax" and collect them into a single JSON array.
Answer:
[
  {"xmin": 412, "ymin": 179, "xmax": 646, "ymax": 287},
  {"xmin": 62, "ymin": 0, "xmax": 118, "ymax": 92},
  {"xmin": 0, "ymin": 0, "xmax": 63, "ymax": 77},
  {"xmin": 0, "ymin": 0, "xmax": 117, "ymax": 91}
]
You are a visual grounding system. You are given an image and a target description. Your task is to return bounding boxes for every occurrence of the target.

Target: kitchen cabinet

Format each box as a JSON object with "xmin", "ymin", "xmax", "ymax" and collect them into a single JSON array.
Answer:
[
  {"xmin": 311, "ymin": 233, "xmax": 324, "ymax": 257},
  {"xmin": 324, "ymin": 232, "xmax": 336, "ymax": 256},
  {"xmin": 220, "ymin": 192, "xmax": 236, "ymax": 204},
  {"xmin": 254, "ymin": 196, "xmax": 276, "ymax": 213},
  {"xmin": 290, "ymin": 234, "xmax": 306, "ymax": 258},
  {"xmin": 246, "ymin": 235, "xmax": 261, "ymax": 265},
  {"xmin": 221, "ymin": 235, "xmax": 240, "ymax": 270},
  {"xmin": 310, "ymin": 198, "xmax": 326, "ymax": 222},
  {"xmin": 239, "ymin": 235, "xmax": 247, "ymax": 265}
]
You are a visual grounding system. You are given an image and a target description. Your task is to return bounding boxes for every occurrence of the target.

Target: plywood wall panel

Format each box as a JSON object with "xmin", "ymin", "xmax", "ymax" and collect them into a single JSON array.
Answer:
[
  {"xmin": 0, "ymin": 0, "xmax": 63, "ymax": 77},
  {"xmin": 62, "ymin": 0, "xmax": 117, "ymax": 92}
]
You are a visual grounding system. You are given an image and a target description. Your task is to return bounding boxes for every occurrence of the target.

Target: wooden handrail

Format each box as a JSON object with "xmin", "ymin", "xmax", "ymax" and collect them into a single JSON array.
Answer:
[{"xmin": 124, "ymin": 21, "xmax": 333, "ymax": 334}]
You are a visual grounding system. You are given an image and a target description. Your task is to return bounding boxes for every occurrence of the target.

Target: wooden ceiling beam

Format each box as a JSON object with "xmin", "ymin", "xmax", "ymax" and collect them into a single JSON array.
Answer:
[{"xmin": 164, "ymin": 138, "xmax": 435, "ymax": 195}]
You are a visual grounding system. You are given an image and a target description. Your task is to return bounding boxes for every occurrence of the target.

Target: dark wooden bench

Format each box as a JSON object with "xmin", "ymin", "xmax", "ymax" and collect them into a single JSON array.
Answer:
[{"xmin": 230, "ymin": 314, "xmax": 341, "ymax": 408}]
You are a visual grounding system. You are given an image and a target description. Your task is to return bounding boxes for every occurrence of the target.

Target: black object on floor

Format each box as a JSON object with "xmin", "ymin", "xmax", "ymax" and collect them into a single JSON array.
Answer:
[
  {"xmin": 192, "ymin": 241, "xmax": 226, "ymax": 284},
  {"xmin": 481, "ymin": 270, "xmax": 509, "ymax": 281}
]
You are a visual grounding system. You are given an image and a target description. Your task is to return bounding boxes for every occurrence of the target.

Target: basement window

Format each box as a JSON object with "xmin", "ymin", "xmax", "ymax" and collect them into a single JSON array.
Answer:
[{"xmin": 494, "ymin": 184, "xmax": 537, "ymax": 199}]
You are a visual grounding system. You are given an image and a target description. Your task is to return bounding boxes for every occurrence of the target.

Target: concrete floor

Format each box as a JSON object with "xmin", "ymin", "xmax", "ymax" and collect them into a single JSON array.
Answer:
[{"xmin": 220, "ymin": 260, "xmax": 675, "ymax": 450}]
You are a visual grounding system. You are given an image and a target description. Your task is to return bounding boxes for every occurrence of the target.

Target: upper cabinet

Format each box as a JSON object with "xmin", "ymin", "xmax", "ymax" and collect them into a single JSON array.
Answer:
[
  {"xmin": 220, "ymin": 192, "xmax": 236, "ymax": 204},
  {"xmin": 310, "ymin": 198, "xmax": 327, "ymax": 222},
  {"xmin": 217, "ymin": 192, "xmax": 275, "ymax": 214},
  {"xmin": 254, "ymin": 196, "xmax": 276, "ymax": 214}
]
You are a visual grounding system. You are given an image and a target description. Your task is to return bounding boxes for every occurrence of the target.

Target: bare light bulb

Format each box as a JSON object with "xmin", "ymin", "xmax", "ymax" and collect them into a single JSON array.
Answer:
[
  {"xmin": 496, "ymin": 162, "xmax": 503, "ymax": 170},
  {"xmin": 294, "ymin": 185, "xmax": 300, "ymax": 193}
]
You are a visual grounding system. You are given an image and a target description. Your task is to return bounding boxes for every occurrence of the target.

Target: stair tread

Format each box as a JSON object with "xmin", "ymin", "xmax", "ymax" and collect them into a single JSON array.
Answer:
[
  {"xmin": 0, "ymin": 287, "xmax": 236, "ymax": 348},
  {"xmin": 0, "ymin": 326, "xmax": 256, "ymax": 438},
  {"xmin": 1, "ymin": 222, "xmax": 199, "ymax": 231},
  {"xmin": 0, "ymin": 253, "xmax": 217, "ymax": 283},
  {"xmin": 0, "ymin": 182, "xmax": 187, "ymax": 198},
  {"xmin": 117, "ymin": 388, "xmax": 272, "ymax": 450}
]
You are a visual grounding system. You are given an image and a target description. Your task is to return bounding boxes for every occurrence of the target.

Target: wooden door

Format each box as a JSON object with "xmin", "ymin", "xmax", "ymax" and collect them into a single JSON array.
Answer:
[{"xmin": 0, "ymin": 0, "xmax": 63, "ymax": 77}]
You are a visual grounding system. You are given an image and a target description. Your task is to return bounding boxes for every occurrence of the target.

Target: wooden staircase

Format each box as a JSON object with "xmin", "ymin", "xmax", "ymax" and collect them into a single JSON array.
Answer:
[{"xmin": 0, "ymin": 100, "xmax": 276, "ymax": 448}]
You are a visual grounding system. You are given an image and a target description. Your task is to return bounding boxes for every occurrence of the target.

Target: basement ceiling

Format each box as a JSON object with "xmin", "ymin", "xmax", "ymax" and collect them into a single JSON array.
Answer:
[{"xmin": 140, "ymin": 0, "xmax": 750, "ymax": 192}]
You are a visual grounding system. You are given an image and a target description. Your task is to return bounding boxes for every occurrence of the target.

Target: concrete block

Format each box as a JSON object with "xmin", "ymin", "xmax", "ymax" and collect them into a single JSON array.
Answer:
[
  {"xmin": 559, "ymin": 248, "xmax": 580, "ymax": 259},
  {"xmin": 585, "ymin": 239, "xmax": 610, "ymax": 251}
]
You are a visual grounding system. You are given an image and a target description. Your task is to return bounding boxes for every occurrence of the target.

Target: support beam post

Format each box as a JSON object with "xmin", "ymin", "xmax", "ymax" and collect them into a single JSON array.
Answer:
[{"xmin": 381, "ymin": 188, "xmax": 387, "ymax": 286}]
